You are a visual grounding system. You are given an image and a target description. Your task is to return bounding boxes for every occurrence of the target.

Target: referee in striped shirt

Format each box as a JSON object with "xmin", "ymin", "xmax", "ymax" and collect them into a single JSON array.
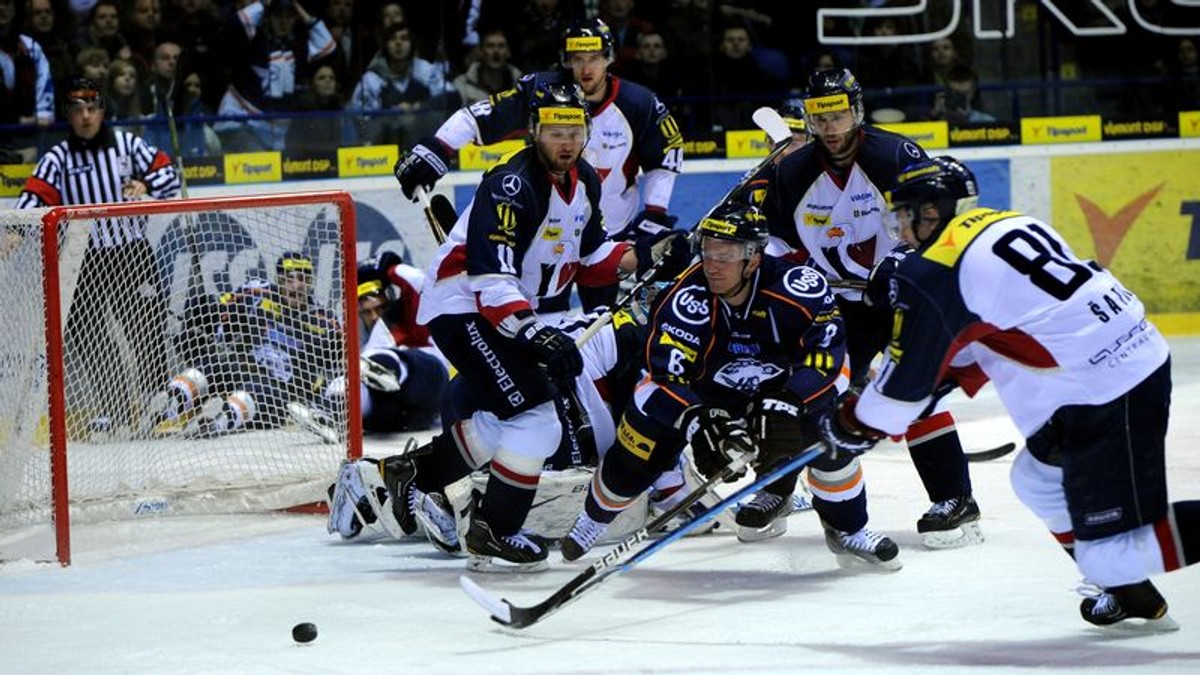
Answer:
[{"xmin": 16, "ymin": 76, "xmax": 181, "ymax": 439}]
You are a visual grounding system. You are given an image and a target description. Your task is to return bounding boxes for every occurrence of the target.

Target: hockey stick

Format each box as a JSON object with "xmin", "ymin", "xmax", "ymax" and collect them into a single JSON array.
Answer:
[
  {"xmin": 459, "ymin": 442, "xmax": 826, "ymax": 629},
  {"xmin": 414, "ymin": 186, "xmax": 447, "ymax": 245},
  {"xmin": 572, "ymin": 107, "xmax": 793, "ymax": 348},
  {"xmin": 965, "ymin": 441, "xmax": 1016, "ymax": 462},
  {"xmin": 164, "ymin": 82, "xmax": 189, "ymax": 199}
]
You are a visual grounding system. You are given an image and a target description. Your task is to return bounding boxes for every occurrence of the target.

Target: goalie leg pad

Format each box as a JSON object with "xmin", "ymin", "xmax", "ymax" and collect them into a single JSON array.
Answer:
[{"xmin": 326, "ymin": 460, "xmax": 381, "ymax": 540}]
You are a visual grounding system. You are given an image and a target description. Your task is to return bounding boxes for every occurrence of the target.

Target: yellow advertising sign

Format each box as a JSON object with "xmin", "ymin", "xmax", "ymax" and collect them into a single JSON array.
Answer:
[
  {"xmin": 338, "ymin": 145, "xmax": 398, "ymax": 177},
  {"xmin": 877, "ymin": 121, "xmax": 949, "ymax": 149},
  {"xmin": 725, "ymin": 130, "xmax": 773, "ymax": 158},
  {"xmin": 0, "ymin": 164, "xmax": 33, "ymax": 197},
  {"xmin": 1051, "ymin": 151, "xmax": 1200, "ymax": 313},
  {"xmin": 1180, "ymin": 111, "xmax": 1200, "ymax": 138},
  {"xmin": 459, "ymin": 140, "xmax": 525, "ymax": 171},
  {"xmin": 224, "ymin": 152, "xmax": 281, "ymax": 184},
  {"xmin": 1020, "ymin": 115, "xmax": 1102, "ymax": 144}
]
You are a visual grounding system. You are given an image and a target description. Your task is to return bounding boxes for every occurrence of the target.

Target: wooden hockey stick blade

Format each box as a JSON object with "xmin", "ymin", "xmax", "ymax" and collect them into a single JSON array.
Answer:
[
  {"xmin": 965, "ymin": 442, "xmax": 1016, "ymax": 462},
  {"xmin": 751, "ymin": 106, "xmax": 791, "ymax": 145},
  {"xmin": 429, "ymin": 194, "xmax": 458, "ymax": 234}
]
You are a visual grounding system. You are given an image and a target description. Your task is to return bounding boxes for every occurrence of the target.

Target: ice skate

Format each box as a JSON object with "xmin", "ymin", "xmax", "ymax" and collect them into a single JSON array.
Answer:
[
  {"xmin": 326, "ymin": 460, "xmax": 376, "ymax": 539},
  {"xmin": 412, "ymin": 489, "xmax": 463, "ymax": 555},
  {"xmin": 735, "ymin": 491, "xmax": 791, "ymax": 542},
  {"xmin": 917, "ymin": 495, "xmax": 983, "ymax": 549},
  {"xmin": 824, "ymin": 524, "xmax": 902, "ymax": 571},
  {"xmin": 464, "ymin": 518, "xmax": 549, "ymax": 573},
  {"xmin": 1079, "ymin": 579, "xmax": 1179, "ymax": 632},
  {"xmin": 561, "ymin": 510, "xmax": 608, "ymax": 562}
]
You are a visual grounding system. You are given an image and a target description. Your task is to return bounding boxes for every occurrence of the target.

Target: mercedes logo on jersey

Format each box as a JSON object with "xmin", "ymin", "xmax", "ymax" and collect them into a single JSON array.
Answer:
[
  {"xmin": 783, "ymin": 266, "xmax": 828, "ymax": 298},
  {"xmin": 501, "ymin": 174, "xmax": 522, "ymax": 196}
]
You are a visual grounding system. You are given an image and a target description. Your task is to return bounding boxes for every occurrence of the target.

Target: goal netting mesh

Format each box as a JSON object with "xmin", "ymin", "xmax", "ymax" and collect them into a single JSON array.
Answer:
[{"xmin": 0, "ymin": 192, "xmax": 360, "ymax": 563}]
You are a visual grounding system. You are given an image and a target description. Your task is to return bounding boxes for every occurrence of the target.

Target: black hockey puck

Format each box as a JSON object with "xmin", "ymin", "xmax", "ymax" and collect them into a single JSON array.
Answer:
[{"xmin": 292, "ymin": 622, "xmax": 318, "ymax": 643}]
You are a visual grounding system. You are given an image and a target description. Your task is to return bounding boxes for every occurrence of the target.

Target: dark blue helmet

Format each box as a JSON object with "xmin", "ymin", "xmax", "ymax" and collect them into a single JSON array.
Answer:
[
  {"xmin": 802, "ymin": 68, "xmax": 865, "ymax": 132},
  {"xmin": 528, "ymin": 79, "xmax": 590, "ymax": 135},
  {"xmin": 887, "ymin": 156, "xmax": 980, "ymax": 242},
  {"xmin": 697, "ymin": 203, "xmax": 769, "ymax": 259},
  {"xmin": 561, "ymin": 18, "xmax": 614, "ymax": 66}
]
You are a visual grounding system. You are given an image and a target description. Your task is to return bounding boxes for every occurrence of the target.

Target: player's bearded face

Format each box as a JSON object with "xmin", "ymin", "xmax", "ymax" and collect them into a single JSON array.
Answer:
[
  {"xmin": 358, "ymin": 294, "xmax": 386, "ymax": 330},
  {"xmin": 569, "ymin": 52, "xmax": 608, "ymax": 98},
  {"xmin": 536, "ymin": 124, "xmax": 587, "ymax": 174},
  {"xmin": 809, "ymin": 110, "xmax": 858, "ymax": 158}
]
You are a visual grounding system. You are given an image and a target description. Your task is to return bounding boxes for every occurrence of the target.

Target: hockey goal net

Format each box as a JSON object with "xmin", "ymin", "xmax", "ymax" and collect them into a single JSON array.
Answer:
[{"xmin": 0, "ymin": 191, "xmax": 362, "ymax": 565}]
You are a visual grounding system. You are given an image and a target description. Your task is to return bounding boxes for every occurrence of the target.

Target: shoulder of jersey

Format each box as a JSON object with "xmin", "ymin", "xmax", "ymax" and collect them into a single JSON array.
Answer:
[
  {"xmin": 768, "ymin": 258, "xmax": 832, "ymax": 304},
  {"xmin": 862, "ymin": 126, "xmax": 925, "ymax": 163},
  {"xmin": 610, "ymin": 76, "xmax": 660, "ymax": 118},
  {"xmin": 482, "ymin": 146, "xmax": 534, "ymax": 185}
]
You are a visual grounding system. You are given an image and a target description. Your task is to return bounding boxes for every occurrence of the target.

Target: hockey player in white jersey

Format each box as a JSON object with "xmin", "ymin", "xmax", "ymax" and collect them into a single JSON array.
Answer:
[
  {"xmin": 407, "ymin": 82, "xmax": 653, "ymax": 572},
  {"xmin": 393, "ymin": 17, "xmax": 690, "ymax": 309},
  {"xmin": 764, "ymin": 68, "xmax": 982, "ymax": 548},
  {"xmin": 820, "ymin": 156, "xmax": 1200, "ymax": 629}
]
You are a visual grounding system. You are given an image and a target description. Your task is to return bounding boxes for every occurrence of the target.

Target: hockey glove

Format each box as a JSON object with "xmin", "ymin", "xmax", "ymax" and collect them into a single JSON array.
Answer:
[
  {"xmin": 511, "ymin": 316, "xmax": 583, "ymax": 383},
  {"xmin": 754, "ymin": 390, "xmax": 829, "ymax": 470},
  {"xmin": 627, "ymin": 208, "xmax": 679, "ymax": 239},
  {"xmin": 634, "ymin": 230, "xmax": 692, "ymax": 280},
  {"xmin": 685, "ymin": 407, "xmax": 757, "ymax": 480},
  {"xmin": 818, "ymin": 393, "xmax": 885, "ymax": 460},
  {"xmin": 394, "ymin": 136, "xmax": 451, "ymax": 201},
  {"xmin": 865, "ymin": 244, "xmax": 911, "ymax": 308}
]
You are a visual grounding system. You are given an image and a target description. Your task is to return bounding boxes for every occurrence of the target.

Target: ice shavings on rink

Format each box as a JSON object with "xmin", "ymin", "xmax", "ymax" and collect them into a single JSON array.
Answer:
[{"xmin": 2, "ymin": 339, "xmax": 1199, "ymax": 674}]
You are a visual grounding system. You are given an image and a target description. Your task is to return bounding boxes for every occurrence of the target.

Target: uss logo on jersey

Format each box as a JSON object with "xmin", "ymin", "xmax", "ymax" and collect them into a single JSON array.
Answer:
[
  {"xmin": 671, "ymin": 285, "xmax": 710, "ymax": 326},
  {"xmin": 783, "ymin": 266, "xmax": 828, "ymax": 298}
]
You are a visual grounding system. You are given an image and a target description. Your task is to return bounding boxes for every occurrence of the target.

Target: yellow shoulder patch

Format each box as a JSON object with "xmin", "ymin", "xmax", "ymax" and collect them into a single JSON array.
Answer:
[{"xmin": 921, "ymin": 208, "xmax": 1019, "ymax": 268}]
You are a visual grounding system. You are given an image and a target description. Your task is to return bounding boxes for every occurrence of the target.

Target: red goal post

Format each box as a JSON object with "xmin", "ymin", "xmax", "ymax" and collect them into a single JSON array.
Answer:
[{"xmin": 0, "ymin": 191, "xmax": 362, "ymax": 565}]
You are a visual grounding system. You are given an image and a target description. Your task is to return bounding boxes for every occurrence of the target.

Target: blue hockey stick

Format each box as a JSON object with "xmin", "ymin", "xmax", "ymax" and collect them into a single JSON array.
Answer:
[{"xmin": 460, "ymin": 443, "xmax": 826, "ymax": 629}]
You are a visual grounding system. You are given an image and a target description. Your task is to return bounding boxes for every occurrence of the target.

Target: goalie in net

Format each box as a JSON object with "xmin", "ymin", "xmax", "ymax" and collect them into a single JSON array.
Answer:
[{"xmin": 141, "ymin": 252, "xmax": 343, "ymax": 439}]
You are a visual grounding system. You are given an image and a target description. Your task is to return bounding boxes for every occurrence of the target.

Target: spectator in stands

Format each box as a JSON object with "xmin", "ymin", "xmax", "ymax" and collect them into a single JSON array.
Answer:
[
  {"xmin": 922, "ymin": 37, "xmax": 965, "ymax": 89},
  {"xmin": 216, "ymin": 0, "xmax": 335, "ymax": 151},
  {"xmin": 321, "ymin": 0, "xmax": 356, "ymax": 84},
  {"xmin": 599, "ymin": 0, "xmax": 653, "ymax": 69},
  {"xmin": 122, "ymin": 0, "xmax": 161, "ymax": 69},
  {"xmin": 452, "ymin": 27, "xmax": 521, "ymax": 106},
  {"xmin": 662, "ymin": 0, "xmax": 714, "ymax": 64},
  {"xmin": 1, "ymin": 0, "xmax": 52, "ymax": 163},
  {"xmin": 928, "ymin": 64, "xmax": 996, "ymax": 124},
  {"xmin": 75, "ymin": 44, "xmax": 109, "ymax": 81},
  {"xmin": 174, "ymin": 68, "xmax": 221, "ymax": 157},
  {"xmin": 347, "ymin": 21, "xmax": 433, "ymax": 146},
  {"xmin": 852, "ymin": 14, "xmax": 920, "ymax": 113},
  {"xmin": 104, "ymin": 57, "xmax": 147, "ymax": 124},
  {"xmin": 616, "ymin": 30, "xmax": 682, "ymax": 98},
  {"xmin": 159, "ymin": 0, "xmax": 222, "ymax": 111},
  {"xmin": 24, "ymin": 0, "xmax": 74, "ymax": 84},
  {"xmin": 79, "ymin": 0, "xmax": 131, "ymax": 62},
  {"xmin": 697, "ymin": 23, "xmax": 778, "ymax": 131},
  {"xmin": 1160, "ymin": 37, "xmax": 1200, "ymax": 114},
  {"xmin": 142, "ymin": 39, "xmax": 178, "ymax": 117},
  {"xmin": 285, "ymin": 63, "xmax": 347, "ymax": 155},
  {"xmin": 506, "ymin": 0, "xmax": 579, "ymax": 71}
]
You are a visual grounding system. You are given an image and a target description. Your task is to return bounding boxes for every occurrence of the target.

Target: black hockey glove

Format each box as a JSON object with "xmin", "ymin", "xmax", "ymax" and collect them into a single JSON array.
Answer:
[
  {"xmin": 865, "ymin": 244, "xmax": 911, "ymax": 308},
  {"xmin": 628, "ymin": 208, "xmax": 679, "ymax": 238},
  {"xmin": 511, "ymin": 317, "xmax": 583, "ymax": 383},
  {"xmin": 634, "ymin": 230, "xmax": 692, "ymax": 280},
  {"xmin": 394, "ymin": 136, "xmax": 450, "ymax": 201},
  {"xmin": 685, "ymin": 407, "xmax": 757, "ymax": 480},
  {"xmin": 754, "ymin": 390, "xmax": 829, "ymax": 470},
  {"xmin": 817, "ymin": 393, "xmax": 885, "ymax": 460}
]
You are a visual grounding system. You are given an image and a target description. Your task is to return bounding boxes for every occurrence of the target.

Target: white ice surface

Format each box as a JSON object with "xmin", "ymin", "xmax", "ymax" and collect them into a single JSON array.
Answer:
[{"xmin": 3, "ymin": 339, "xmax": 1200, "ymax": 674}]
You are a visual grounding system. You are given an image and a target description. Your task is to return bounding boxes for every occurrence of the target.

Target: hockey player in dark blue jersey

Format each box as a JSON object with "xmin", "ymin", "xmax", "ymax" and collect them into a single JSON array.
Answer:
[
  {"xmin": 558, "ymin": 203, "xmax": 901, "ymax": 569},
  {"xmin": 763, "ymin": 68, "xmax": 982, "ymax": 549},
  {"xmin": 394, "ymin": 18, "xmax": 690, "ymax": 307},
  {"xmin": 143, "ymin": 252, "xmax": 343, "ymax": 439}
]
